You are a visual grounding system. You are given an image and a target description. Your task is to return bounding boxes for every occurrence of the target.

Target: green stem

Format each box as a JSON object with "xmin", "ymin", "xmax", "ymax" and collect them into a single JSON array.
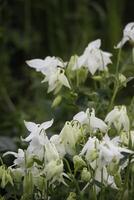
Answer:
[
  {"xmin": 93, "ymin": 185, "xmax": 97, "ymax": 200},
  {"xmin": 108, "ymin": 83, "xmax": 119, "ymax": 111},
  {"xmin": 76, "ymin": 70, "xmax": 79, "ymax": 88},
  {"xmin": 116, "ymin": 47, "xmax": 122, "ymax": 76},
  {"xmin": 100, "ymin": 168, "xmax": 104, "ymax": 200},
  {"xmin": 108, "ymin": 48, "xmax": 122, "ymax": 111},
  {"xmin": 132, "ymin": 47, "xmax": 134, "ymax": 63}
]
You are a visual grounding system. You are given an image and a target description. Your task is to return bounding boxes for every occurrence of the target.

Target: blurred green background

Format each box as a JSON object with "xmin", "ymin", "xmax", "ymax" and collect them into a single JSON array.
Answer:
[{"xmin": 0, "ymin": 0, "xmax": 134, "ymax": 152}]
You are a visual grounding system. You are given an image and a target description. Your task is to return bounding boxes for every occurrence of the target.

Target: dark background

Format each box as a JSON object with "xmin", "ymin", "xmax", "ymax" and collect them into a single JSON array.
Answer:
[{"xmin": 0, "ymin": 0, "xmax": 134, "ymax": 152}]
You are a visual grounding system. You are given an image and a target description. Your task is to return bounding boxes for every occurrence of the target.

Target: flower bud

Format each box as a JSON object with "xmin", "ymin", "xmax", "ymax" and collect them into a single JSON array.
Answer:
[
  {"xmin": 73, "ymin": 155, "xmax": 86, "ymax": 172},
  {"xmin": 92, "ymin": 75, "xmax": 102, "ymax": 81},
  {"xmin": 118, "ymin": 73, "xmax": 126, "ymax": 87},
  {"xmin": 81, "ymin": 167, "xmax": 91, "ymax": 182},
  {"xmin": 0, "ymin": 166, "xmax": 13, "ymax": 188},
  {"xmin": 52, "ymin": 95, "xmax": 62, "ymax": 108},
  {"xmin": 66, "ymin": 192, "xmax": 76, "ymax": 200},
  {"xmin": 6, "ymin": 170, "xmax": 13, "ymax": 186},
  {"xmin": 1, "ymin": 171, "xmax": 6, "ymax": 188}
]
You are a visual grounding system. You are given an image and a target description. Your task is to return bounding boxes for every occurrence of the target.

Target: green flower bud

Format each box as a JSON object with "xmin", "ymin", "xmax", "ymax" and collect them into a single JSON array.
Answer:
[
  {"xmin": 6, "ymin": 170, "xmax": 13, "ymax": 186},
  {"xmin": 1, "ymin": 171, "xmax": 6, "ymax": 188},
  {"xmin": 0, "ymin": 166, "xmax": 14, "ymax": 188},
  {"xmin": 52, "ymin": 95, "xmax": 62, "ymax": 108},
  {"xmin": 73, "ymin": 155, "xmax": 86, "ymax": 172},
  {"xmin": 118, "ymin": 73, "xmax": 127, "ymax": 87},
  {"xmin": 66, "ymin": 192, "xmax": 76, "ymax": 200},
  {"xmin": 81, "ymin": 167, "xmax": 91, "ymax": 182},
  {"xmin": 92, "ymin": 75, "xmax": 102, "ymax": 81}
]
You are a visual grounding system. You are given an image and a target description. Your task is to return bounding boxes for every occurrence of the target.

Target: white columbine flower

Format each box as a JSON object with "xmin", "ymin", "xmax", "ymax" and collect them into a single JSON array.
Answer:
[
  {"xmin": 23, "ymin": 120, "xmax": 53, "ymax": 161},
  {"xmin": 59, "ymin": 121, "xmax": 83, "ymax": 155},
  {"xmin": 116, "ymin": 22, "xmax": 134, "ymax": 48},
  {"xmin": 105, "ymin": 106, "xmax": 130, "ymax": 132},
  {"xmin": 80, "ymin": 137, "xmax": 100, "ymax": 164},
  {"xmin": 26, "ymin": 57, "xmax": 70, "ymax": 92},
  {"xmin": 50, "ymin": 134, "xmax": 66, "ymax": 158},
  {"xmin": 24, "ymin": 119, "xmax": 53, "ymax": 143},
  {"xmin": 77, "ymin": 39, "xmax": 112, "ymax": 75},
  {"xmin": 73, "ymin": 108, "xmax": 108, "ymax": 133},
  {"xmin": 44, "ymin": 139, "xmax": 64, "ymax": 183},
  {"xmin": 99, "ymin": 135, "xmax": 124, "ymax": 166},
  {"xmin": 26, "ymin": 56, "xmax": 65, "ymax": 74},
  {"xmin": 42, "ymin": 67, "xmax": 71, "ymax": 93},
  {"xmin": 3, "ymin": 149, "xmax": 25, "ymax": 168}
]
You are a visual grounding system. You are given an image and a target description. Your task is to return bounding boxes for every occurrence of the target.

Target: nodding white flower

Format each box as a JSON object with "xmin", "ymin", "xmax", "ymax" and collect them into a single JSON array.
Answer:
[
  {"xmin": 59, "ymin": 121, "xmax": 83, "ymax": 155},
  {"xmin": 42, "ymin": 67, "xmax": 71, "ymax": 93},
  {"xmin": 44, "ymin": 140, "xmax": 64, "ymax": 183},
  {"xmin": 24, "ymin": 119, "xmax": 53, "ymax": 143},
  {"xmin": 3, "ymin": 149, "xmax": 25, "ymax": 167},
  {"xmin": 73, "ymin": 109, "xmax": 89, "ymax": 125},
  {"xmin": 26, "ymin": 56, "xmax": 65, "ymax": 73},
  {"xmin": 98, "ymin": 135, "xmax": 133, "ymax": 172},
  {"xmin": 116, "ymin": 22, "xmax": 134, "ymax": 48},
  {"xmin": 105, "ymin": 106, "xmax": 130, "ymax": 132},
  {"xmin": 26, "ymin": 57, "xmax": 70, "ymax": 92},
  {"xmin": 77, "ymin": 39, "xmax": 112, "ymax": 75},
  {"xmin": 73, "ymin": 108, "xmax": 108, "ymax": 133},
  {"xmin": 90, "ymin": 109, "xmax": 108, "ymax": 133},
  {"xmin": 99, "ymin": 135, "xmax": 124, "ymax": 166},
  {"xmin": 80, "ymin": 137, "xmax": 100, "ymax": 164},
  {"xmin": 50, "ymin": 134, "xmax": 66, "ymax": 158}
]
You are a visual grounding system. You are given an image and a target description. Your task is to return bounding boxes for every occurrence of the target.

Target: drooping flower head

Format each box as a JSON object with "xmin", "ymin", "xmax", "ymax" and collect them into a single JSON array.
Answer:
[
  {"xmin": 73, "ymin": 108, "xmax": 108, "ymax": 133},
  {"xmin": 75, "ymin": 39, "xmax": 112, "ymax": 75},
  {"xmin": 105, "ymin": 106, "xmax": 130, "ymax": 132},
  {"xmin": 59, "ymin": 120, "xmax": 83, "ymax": 155},
  {"xmin": 24, "ymin": 119, "xmax": 53, "ymax": 143},
  {"xmin": 116, "ymin": 22, "xmax": 134, "ymax": 48},
  {"xmin": 26, "ymin": 56, "xmax": 70, "ymax": 92}
]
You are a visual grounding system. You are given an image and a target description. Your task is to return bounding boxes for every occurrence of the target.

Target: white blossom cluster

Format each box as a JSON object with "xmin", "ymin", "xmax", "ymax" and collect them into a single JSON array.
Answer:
[
  {"xmin": 26, "ymin": 22, "xmax": 134, "ymax": 94},
  {"xmin": 26, "ymin": 39, "xmax": 112, "ymax": 93},
  {"xmin": 2, "ymin": 22, "xmax": 134, "ymax": 197},
  {"xmin": 4, "ymin": 105, "xmax": 134, "ymax": 192}
]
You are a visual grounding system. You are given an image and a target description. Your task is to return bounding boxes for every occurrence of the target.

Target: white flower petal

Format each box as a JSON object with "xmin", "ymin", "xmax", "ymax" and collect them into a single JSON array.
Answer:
[
  {"xmin": 40, "ymin": 119, "xmax": 54, "ymax": 130},
  {"xmin": 24, "ymin": 121, "xmax": 38, "ymax": 132},
  {"xmin": 58, "ymin": 73, "xmax": 71, "ymax": 89},
  {"xmin": 26, "ymin": 59, "xmax": 45, "ymax": 71}
]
